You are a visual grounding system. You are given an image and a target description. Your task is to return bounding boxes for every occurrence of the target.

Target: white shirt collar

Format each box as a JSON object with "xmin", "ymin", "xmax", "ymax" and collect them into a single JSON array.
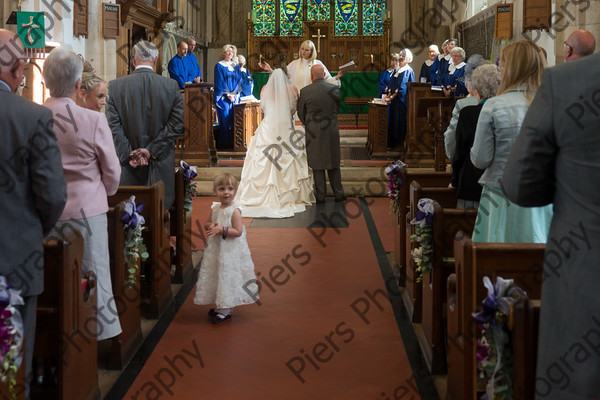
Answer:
[
  {"xmin": 0, "ymin": 79, "xmax": 11, "ymax": 92},
  {"xmin": 425, "ymin": 59, "xmax": 434, "ymax": 66},
  {"xmin": 444, "ymin": 54, "xmax": 452, "ymax": 61},
  {"xmin": 135, "ymin": 65, "xmax": 154, "ymax": 71},
  {"xmin": 393, "ymin": 65, "xmax": 412, "ymax": 77},
  {"xmin": 218, "ymin": 60, "xmax": 237, "ymax": 71},
  {"xmin": 448, "ymin": 61, "xmax": 466, "ymax": 74}
]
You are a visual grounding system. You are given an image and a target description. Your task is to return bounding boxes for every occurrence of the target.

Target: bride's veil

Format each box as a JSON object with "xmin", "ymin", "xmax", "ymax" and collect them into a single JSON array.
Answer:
[{"xmin": 260, "ymin": 68, "xmax": 298, "ymax": 127}]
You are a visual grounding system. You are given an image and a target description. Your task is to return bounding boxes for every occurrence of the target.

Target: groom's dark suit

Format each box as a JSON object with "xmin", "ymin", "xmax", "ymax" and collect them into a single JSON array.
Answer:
[{"xmin": 297, "ymin": 78, "xmax": 345, "ymax": 202}]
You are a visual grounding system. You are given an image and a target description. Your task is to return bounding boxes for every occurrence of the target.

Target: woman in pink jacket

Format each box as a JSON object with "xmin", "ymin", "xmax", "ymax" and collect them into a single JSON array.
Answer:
[{"xmin": 43, "ymin": 48, "xmax": 122, "ymax": 341}]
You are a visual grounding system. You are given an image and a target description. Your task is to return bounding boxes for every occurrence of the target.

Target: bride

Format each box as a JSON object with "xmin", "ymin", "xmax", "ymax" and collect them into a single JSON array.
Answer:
[{"xmin": 234, "ymin": 68, "xmax": 315, "ymax": 218}]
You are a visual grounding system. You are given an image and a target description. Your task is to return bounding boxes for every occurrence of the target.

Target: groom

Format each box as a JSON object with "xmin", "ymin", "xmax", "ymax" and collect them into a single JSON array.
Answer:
[{"xmin": 297, "ymin": 64, "xmax": 346, "ymax": 203}]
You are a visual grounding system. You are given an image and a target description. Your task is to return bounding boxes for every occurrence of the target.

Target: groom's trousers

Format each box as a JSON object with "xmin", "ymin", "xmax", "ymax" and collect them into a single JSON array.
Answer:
[{"xmin": 313, "ymin": 168, "xmax": 345, "ymax": 202}]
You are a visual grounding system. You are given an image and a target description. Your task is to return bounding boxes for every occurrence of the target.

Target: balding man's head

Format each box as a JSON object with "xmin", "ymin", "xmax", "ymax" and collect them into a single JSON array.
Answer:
[
  {"xmin": 0, "ymin": 29, "xmax": 26, "ymax": 92},
  {"xmin": 310, "ymin": 64, "xmax": 325, "ymax": 82},
  {"xmin": 565, "ymin": 30, "xmax": 596, "ymax": 61}
]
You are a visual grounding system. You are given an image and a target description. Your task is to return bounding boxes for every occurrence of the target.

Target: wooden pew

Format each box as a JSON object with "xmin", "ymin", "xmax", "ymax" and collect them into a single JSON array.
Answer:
[
  {"xmin": 420, "ymin": 201, "xmax": 477, "ymax": 374},
  {"xmin": 108, "ymin": 181, "xmax": 174, "ymax": 319},
  {"xmin": 170, "ymin": 168, "xmax": 193, "ymax": 284},
  {"xmin": 105, "ymin": 203, "xmax": 143, "ymax": 370},
  {"xmin": 402, "ymin": 180, "xmax": 456, "ymax": 322},
  {"xmin": 446, "ymin": 233, "xmax": 544, "ymax": 400},
  {"xmin": 512, "ymin": 298, "xmax": 540, "ymax": 400},
  {"xmin": 33, "ymin": 229, "xmax": 100, "ymax": 400},
  {"xmin": 393, "ymin": 167, "xmax": 451, "ymax": 285}
]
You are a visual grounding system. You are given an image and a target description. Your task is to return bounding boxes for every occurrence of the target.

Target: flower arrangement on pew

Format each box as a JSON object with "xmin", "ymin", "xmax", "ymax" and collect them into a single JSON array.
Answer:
[
  {"xmin": 121, "ymin": 196, "xmax": 149, "ymax": 287},
  {"xmin": 385, "ymin": 160, "xmax": 405, "ymax": 214},
  {"xmin": 409, "ymin": 198, "xmax": 433, "ymax": 282},
  {"xmin": 181, "ymin": 160, "xmax": 197, "ymax": 217},
  {"xmin": 473, "ymin": 276, "xmax": 527, "ymax": 400},
  {"xmin": 0, "ymin": 277, "xmax": 23, "ymax": 400}
]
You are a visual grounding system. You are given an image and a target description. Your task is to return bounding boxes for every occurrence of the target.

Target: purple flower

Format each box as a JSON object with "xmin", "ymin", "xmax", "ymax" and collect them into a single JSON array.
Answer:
[
  {"xmin": 180, "ymin": 160, "xmax": 198, "ymax": 181},
  {"xmin": 476, "ymin": 340, "xmax": 490, "ymax": 364},
  {"xmin": 121, "ymin": 196, "xmax": 145, "ymax": 229}
]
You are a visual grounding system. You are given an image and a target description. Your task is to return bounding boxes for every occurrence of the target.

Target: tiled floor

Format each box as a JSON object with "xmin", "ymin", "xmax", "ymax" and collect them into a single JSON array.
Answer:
[{"xmin": 102, "ymin": 196, "xmax": 441, "ymax": 400}]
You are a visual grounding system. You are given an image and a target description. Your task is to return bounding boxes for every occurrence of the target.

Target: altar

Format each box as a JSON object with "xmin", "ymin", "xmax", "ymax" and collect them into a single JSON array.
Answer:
[{"xmin": 252, "ymin": 71, "xmax": 379, "ymax": 114}]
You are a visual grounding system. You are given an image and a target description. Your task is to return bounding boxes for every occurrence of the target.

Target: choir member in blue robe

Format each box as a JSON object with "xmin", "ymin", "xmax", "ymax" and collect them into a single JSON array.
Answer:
[
  {"xmin": 214, "ymin": 44, "xmax": 242, "ymax": 149},
  {"xmin": 384, "ymin": 49, "xmax": 415, "ymax": 148},
  {"xmin": 184, "ymin": 37, "xmax": 202, "ymax": 83},
  {"xmin": 378, "ymin": 55, "xmax": 399, "ymax": 97},
  {"xmin": 419, "ymin": 45, "xmax": 439, "ymax": 83},
  {"xmin": 429, "ymin": 40, "xmax": 447, "ymax": 85},
  {"xmin": 237, "ymin": 54, "xmax": 254, "ymax": 97},
  {"xmin": 168, "ymin": 41, "xmax": 190, "ymax": 89},
  {"xmin": 430, "ymin": 38, "xmax": 458, "ymax": 85},
  {"xmin": 442, "ymin": 47, "xmax": 468, "ymax": 97}
]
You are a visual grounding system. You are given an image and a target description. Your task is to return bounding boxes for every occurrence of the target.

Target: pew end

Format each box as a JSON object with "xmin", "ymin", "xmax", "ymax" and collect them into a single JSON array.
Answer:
[
  {"xmin": 108, "ymin": 182, "xmax": 174, "ymax": 319},
  {"xmin": 33, "ymin": 229, "xmax": 100, "ymax": 400},
  {"xmin": 169, "ymin": 168, "xmax": 194, "ymax": 284},
  {"xmin": 104, "ymin": 203, "xmax": 143, "ymax": 370}
]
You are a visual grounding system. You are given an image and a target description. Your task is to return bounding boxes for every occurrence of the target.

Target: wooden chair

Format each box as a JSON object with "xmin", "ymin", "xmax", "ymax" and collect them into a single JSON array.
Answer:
[
  {"xmin": 108, "ymin": 181, "xmax": 174, "ymax": 319},
  {"xmin": 105, "ymin": 203, "xmax": 143, "ymax": 369},
  {"xmin": 33, "ymin": 229, "xmax": 100, "ymax": 400},
  {"xmin": 446, "ymin": 233, "xmax": 544, "ymax": 400}
]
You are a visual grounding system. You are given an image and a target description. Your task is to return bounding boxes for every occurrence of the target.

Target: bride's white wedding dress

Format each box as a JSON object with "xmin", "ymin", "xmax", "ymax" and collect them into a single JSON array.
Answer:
[{"xmin": 234, "ymin": 69, "xmax": 314, "ymax": 218}]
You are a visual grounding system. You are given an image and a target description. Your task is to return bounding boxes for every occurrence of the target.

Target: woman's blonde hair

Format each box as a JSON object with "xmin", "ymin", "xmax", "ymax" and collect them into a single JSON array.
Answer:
[
  {"xmin": 298, "ymin": 40, "xmax": 316, "ymax": 62},
  {"xmin": 80, "ymin": 72, "xmax": 105, "ymax": 93},
  {"xmin": 220, "ymin": 44, "xmax": 237, "ymax": 60},
  {"xmin": 213, "ymin": 173, "xmax": 237, "ymax": 189},
  {"xmin": 497, "ymin": 39, "xmax": 546, "ymax": 101}
]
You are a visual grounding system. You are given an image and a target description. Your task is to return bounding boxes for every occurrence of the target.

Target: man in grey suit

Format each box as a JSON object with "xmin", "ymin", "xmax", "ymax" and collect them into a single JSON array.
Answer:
[
  {"xmin": 297, "ymin": 64, "xmax": 345, "ymax": 203},
  {"xmin": 502, "ymin": 53, "xmax": 600, "ymax": 399},
  {"xmin": 0, "ymin": 29, "xmax": 67, "ymax": 398},
  {"xmin": 106, "ymin": 40, "xmax": 184, "ymax": 209}
]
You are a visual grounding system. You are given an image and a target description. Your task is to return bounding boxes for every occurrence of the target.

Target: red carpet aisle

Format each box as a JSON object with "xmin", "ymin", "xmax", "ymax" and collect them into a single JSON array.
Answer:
[{"xmin": 123, "ymin": 197, "xmax": 423, "ymax": 400}]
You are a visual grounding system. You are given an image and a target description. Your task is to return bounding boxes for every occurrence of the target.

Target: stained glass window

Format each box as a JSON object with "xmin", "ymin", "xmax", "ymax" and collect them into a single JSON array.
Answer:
[
  {"xmin": 307, "ymin": 0, "xmax": 331, "ymax": 21},
  {"xmin": 362, "ymin": 0, "xmax": 385, "ymax": 36},
  {"xmin": 253, "ymin": 0, "xmax": 276, "ymax": 37},
  {"xmin": 280, "ymin": 0, "xmax": 303, "ymax": 36},
  {"xmin": 335, "ymin": 0, "xmax": 359, "ymax": 36}
]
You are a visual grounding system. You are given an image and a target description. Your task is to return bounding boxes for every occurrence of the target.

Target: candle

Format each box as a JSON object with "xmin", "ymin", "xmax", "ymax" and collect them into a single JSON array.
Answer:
[
  {"xmin": 387, "ymin": 10, "xmax": 390, "ymax": 19},
  {"xmin": 248, "ymin": 12, "xmax": 251, "ymax": 20}
]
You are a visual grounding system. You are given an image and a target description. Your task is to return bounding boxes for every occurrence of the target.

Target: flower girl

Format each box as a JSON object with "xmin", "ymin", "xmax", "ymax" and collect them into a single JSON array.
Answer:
[{"xmin": 194, "ymin": 173, "xmax": 258, "ymax": 323}]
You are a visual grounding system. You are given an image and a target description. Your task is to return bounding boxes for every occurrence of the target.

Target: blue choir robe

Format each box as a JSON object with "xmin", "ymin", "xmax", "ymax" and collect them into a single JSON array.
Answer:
[
  {"xmin": 378, "ymin": 68, "xmax": 394, "ymax": 97},
  {"xmin": 388, "ymin": 65, "xmax": 415, "ymax": 147},
  {"xmin": 240, "ymin": 67, "xmax": 254, "ymax": 97},
  {"xmin": 442, "ymin": 62, "xmax": 467, "ymax": 97},
  {"xmin": 429, "ymin": 54, "xmax": 444, "ymax": 85},
  {"xmin": 419, "ymin": 59, "xmax": 434, "ymax": 83},
  {"xmin": 168, "ymin": 53, "xmax": 202, "ymax": 89},
  {"xmin": 184, "ymin": 53, "xmax": 202, "ymax": 83},
  {"xmin": 214, "ymin": 61, "xmax": 242, "ymax": 148},
  {"xmin": 168, "ymin": 55, "xmax": 188, "ymax": 89}
]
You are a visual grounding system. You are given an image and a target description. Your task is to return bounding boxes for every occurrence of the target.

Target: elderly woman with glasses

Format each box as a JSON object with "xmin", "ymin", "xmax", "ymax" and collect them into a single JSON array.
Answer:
[
  {"xmin": 442, "ymin": 46, "xmax": 468, "ymax": 97},
  {"xmin": 383, "ymin": 48, "xmax": 415, "ymax": 149}
]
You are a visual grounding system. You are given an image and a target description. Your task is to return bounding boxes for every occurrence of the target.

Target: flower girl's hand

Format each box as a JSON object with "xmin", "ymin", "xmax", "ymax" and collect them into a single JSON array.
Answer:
[{"xmin": 206, "ymin": 223, "xmax": 221, "ymax": 237}]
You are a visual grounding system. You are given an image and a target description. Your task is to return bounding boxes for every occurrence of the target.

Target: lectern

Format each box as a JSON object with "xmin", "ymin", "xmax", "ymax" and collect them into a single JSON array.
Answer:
[
  {"xmin": 233, "ymin": 102, "xmax": 263, "ymax": 154},
  {"xmin": 404, "ymin": 82, "xmax": 444, "ymax": 166},
  {"xmin": 177, "ymin": 83, "xmax": 217, "ymax": 166}
]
